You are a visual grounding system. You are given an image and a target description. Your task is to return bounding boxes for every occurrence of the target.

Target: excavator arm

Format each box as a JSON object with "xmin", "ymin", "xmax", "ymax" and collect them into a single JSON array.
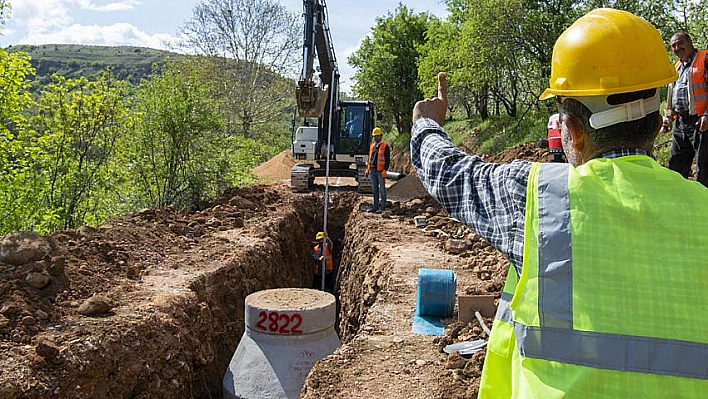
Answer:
[
  {"xmin": 296, "ymin": 0, "xmax": 338, "ymax": 118},
  {"xmin": 290, "ymin": 0, "xmax": 383, "ymax": 193}
]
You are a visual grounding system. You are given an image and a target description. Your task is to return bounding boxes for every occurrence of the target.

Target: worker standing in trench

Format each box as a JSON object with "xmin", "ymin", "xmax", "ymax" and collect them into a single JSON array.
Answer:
[
  {"xmin": 411, "ymin": 8, "xmax": 708, "ymax": 398},
  {"xmin": 312, "ymin": 231, "xmax": 334, "ymax": 292}
]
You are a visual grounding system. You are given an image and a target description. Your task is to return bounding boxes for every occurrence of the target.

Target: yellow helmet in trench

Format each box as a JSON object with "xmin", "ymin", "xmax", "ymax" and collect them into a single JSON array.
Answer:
[
  {"xmin": 315, "ymin": 231, "xmax": 328, "ymax": 240},
  {"xmin": 540, "ymin": 8, "xmax": 677, "ymax": 100}
]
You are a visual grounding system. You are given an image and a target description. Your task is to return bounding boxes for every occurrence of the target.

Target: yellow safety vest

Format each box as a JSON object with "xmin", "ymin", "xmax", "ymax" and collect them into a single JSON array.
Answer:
[{"xmin": 479, "ymin": 156, "xmax": 708, "ymax": 398}]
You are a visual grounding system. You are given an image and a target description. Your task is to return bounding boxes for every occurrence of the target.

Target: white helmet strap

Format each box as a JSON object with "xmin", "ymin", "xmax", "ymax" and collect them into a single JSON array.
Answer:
[{"xmin": 570, "ymin": 91, "xmax": 660, "ymax": 129}]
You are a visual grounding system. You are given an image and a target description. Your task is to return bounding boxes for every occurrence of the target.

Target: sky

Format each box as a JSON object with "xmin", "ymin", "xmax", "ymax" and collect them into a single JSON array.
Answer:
[{"xmin": 0, "ymin": 0, "xmax": 449, "ymax": 92}]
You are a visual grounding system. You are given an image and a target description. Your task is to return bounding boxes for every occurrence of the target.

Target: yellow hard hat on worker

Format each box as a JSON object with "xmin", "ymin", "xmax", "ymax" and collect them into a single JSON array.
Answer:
[
  {"xmin": 540, "ymin": 8, "xmax": 678, "ymax": 129},
  {"xmin": 372, "ymin": 127, "xmax": 383, "ymax": 137},
  {"xmin": 315, "ymin": 231, "xmax": 328, "ymax": 240}
]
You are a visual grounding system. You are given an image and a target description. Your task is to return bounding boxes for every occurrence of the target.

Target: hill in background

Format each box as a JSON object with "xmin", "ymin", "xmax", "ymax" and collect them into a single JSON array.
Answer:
[{"xmin": 7, "ymin": 44, "xmax": 182, "ymax": 88}]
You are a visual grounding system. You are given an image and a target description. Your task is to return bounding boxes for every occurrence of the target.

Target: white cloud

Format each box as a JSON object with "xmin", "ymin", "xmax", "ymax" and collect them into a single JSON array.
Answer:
[
  {"xmin": 69, "ymin": 0, "xmax": 142, "ymax": 12},
  {"xmin": 3, "ymin": 0, "xmax": 178, "ymax": 50},
  {"xmin": 20, "ymin": 23, "xmax": 178, "ymax": 49},
  {"xmin": 6, "ymin": 0, "xmax": 142, "ymax": 40},
  {"xmin": 8, "ymin": 0, "xmax": 71, "ymax": 35}
]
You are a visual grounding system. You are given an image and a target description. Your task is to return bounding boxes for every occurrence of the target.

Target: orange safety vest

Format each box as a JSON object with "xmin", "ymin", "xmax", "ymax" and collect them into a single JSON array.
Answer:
[
  {"xmin": 313, "ymin": 243, "xmax": 333, "ymax": 274},
  {"xmin": 674, "ymin": 49, "xmax": 707, "ymax": 116},
  {"xmin": 366, "ymin": 141, "xmax": 388, "ymax": 173}
]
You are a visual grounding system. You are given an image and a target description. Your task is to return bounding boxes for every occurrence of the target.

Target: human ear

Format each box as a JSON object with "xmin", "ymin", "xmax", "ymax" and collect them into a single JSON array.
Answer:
[{"xmin": 564, "ymin": 114, "xmax": 585, "ymax": 152}]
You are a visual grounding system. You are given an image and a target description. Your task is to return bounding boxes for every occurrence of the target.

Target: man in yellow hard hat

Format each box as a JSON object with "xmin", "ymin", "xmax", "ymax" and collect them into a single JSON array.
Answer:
[
  {"xmin": 411, "ymin": 8, "xmax": 708, "ymax": 398},
  {"xmin": 364, "ymin": 127, "xmax": 390, "ymax": 213},
  {"xmin": 312, "ymin": 231, "xmax": 333, "ymax": 291}
]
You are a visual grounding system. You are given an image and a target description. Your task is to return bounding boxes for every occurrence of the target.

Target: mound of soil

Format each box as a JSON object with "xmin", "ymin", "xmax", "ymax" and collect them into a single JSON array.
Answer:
[
  {"xmin": 387, "ymin": 174, "xmax": 430, "ymax": 202},
  {"xmin": 252, "ymin": 149, "xmax": 297, "ymax": 182},
  {"xmin": 483, "ymin": 142, "xmax": 552, "ymax": 163},
  {"xmin": 0, "ymin": 185, "xmax": 328, "ymax": 398}
]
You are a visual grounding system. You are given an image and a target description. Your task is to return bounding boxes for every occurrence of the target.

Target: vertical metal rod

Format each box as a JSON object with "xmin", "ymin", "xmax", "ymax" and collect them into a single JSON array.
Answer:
[{"xmin": 320, "ymin": 67, "xmax": 336, "ymax": 292}]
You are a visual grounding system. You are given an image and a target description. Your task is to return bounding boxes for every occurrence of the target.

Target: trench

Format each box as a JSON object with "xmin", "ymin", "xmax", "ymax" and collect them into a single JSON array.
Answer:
[
  {"xmin": 170, "ymin": 191, "xmax": 382, "ymax": 398},
  {"xmin": 4, "ymin": 166, "xmax": 502, "ymax": 398},
  {"xmin": 0, "ymin": 186, "xmax": 412, "ymax": 399},
  {"xmin": 3, "ymin": 177, "xmax": 502, "ymax": 399}
]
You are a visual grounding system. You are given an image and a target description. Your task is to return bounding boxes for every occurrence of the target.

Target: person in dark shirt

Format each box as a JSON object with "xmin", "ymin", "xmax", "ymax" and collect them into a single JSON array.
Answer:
[
  {"xmin": 345, "ymin": 114, "xmax": 363, "ymax": 138},
  {"xmin": 663, "ymin": 31, "xmax": 708, "ymax": 186},
  {"xmin": 364, "ymin": 127, "xmax": 390, "ymax": 213}
]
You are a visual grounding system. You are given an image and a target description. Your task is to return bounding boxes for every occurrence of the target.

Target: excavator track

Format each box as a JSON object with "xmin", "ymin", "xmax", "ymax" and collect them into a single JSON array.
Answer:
[
  {"xmin": 291, "ymin": 163, "xmax": 314, "ymax": 192},
  {"xmin": 357, "ymin": 179, "xmax": 372, "ymax": 194},
  {"xmin": 357, "ymin": 165, "xmax": 372, "ymax": 194}
]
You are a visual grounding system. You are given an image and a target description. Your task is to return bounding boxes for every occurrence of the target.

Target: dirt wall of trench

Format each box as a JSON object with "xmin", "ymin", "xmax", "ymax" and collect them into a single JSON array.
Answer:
[
  {"xmin": 335, "ymin": 211, "xmax": 393, "ymax": 343},
  {"xmin": 0, "ymin": 186, "xmax": 359, "ymax": 399}
]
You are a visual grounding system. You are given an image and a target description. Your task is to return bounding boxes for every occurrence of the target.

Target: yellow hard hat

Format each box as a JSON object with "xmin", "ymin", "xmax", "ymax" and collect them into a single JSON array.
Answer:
[
  {"xmin": 372, "ymin": 127, "xmax": 383, "ymax": 136},
  {"xmin": 539, "ymin": 8, "xmax": 677, "ymax": 101},
  {"xmin": 315, "ymin": 231, "xmax": 328, "ymax": 240}
]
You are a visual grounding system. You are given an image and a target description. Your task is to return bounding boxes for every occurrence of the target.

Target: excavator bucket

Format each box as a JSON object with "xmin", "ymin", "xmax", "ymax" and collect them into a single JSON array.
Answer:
[{"xmin": 296, "ymin": 81, "xmax": 329, "ymax": 118}]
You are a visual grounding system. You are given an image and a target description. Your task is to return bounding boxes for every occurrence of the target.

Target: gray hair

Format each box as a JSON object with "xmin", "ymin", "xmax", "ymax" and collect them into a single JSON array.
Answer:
[{"xmin": 558, "ymin": 89, "xmax": 660, "ymax": 153}]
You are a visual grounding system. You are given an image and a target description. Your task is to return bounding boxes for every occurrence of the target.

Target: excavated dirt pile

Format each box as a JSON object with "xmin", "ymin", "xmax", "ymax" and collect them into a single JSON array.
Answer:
[{"xmin": 0, "ymin": 142, "xmax": 550, "ymax": 399}]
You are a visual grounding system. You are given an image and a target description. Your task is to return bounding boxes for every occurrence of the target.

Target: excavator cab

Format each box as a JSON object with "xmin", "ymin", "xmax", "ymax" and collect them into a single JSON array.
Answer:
[
  {"xmin": 337, "ymin": 103, "xmax": 372, "ymax": 155},
  {"xmin": 296, "ymin": 80, "xmax": 329, "ymax": 118}
]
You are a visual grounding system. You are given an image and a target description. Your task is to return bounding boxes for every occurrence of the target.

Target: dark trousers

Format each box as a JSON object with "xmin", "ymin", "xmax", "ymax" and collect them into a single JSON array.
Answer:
[
  {"xmin": 369, "ymin": 170, "xmax": 387, "ymax": 210},
  {"xmin": 668, "ymin": 114, "xmax": 708, "ymax": 187},
  {"xmin": 313, "ymin": 272, "xmax": 334, "ymax": 292}
]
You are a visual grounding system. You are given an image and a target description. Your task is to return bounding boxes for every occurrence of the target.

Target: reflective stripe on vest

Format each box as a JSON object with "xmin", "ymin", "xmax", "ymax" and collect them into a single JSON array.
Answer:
[
  {"xmin": 366, "ymin": 142, "xmax": 387, "ymax": 173},
  {"xmin": 510, "ymin": 162, "xmax": 708, "ymax": 379}
]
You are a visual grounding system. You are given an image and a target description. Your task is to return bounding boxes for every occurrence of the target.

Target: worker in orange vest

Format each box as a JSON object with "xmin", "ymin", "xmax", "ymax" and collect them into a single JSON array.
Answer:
[
  {"xmin": 364, "ymin": 127, "xmax": 390, "ymax": 213},
  {"xmin": 663, "ymin": 31, "xmax": 708, "ymax": 186},
  {"xmin": 312, "ymin": 231, "xmax": 334, "ymax": 291}
]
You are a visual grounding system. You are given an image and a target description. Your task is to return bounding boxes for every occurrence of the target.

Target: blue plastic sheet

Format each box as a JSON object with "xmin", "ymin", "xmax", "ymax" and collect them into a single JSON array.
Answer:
[
  {"xmin": 411, "ymin": 314, "xmax": 446, "ymax": 336},
  {"xmin": 412, "ymin": 268, "xmax": 457, "ymax": 336}
]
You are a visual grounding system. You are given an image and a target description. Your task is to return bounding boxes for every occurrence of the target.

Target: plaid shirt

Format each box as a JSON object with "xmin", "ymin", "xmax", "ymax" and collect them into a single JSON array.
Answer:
[{"xmin": 411, "ymin": 117, "xmax": 651, "ymax": 276}]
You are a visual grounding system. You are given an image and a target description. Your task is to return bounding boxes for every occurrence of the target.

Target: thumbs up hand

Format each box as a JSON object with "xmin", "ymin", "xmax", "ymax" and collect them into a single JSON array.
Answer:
[{"xmin": 412, "ymin": 72, "xmax": 448, "ymax": 126}]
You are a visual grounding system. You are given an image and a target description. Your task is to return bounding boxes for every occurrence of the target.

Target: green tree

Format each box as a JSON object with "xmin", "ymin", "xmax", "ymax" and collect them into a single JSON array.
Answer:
[
  {"xmin": 349, "ymin": 5, "xmax": 431, "ymax": 135},
  {"xmin": 179, "ymin": 0, "xmax": 300, "ymax": 142},
  {"xmin": 471, "ymin": 0, "xmax": 575, "ymax": 116},
  {"xmin": 417, "ymin": 19, "xmax": 457, "ymax": 113},
  {"xmin": 120, "ymin": 59, "xmax": 242, "ymax": 212},
  {"xmin": 418, "ymin": 8, "xmax": 495, "ymax": 120},
  {"xmin": 30, "ymin": 72, "xmax": 129, "ymax": 230},
  {"xmin": 0, "ymin": 49, "xmax": 39, "ymax": 234},
  {"xmin": 670, "ymin": 0, "xmax": 708, "ymax": 48},
  {"xmin": 419, "ymin": 0, "xmax": 580, "ymax": 122}
]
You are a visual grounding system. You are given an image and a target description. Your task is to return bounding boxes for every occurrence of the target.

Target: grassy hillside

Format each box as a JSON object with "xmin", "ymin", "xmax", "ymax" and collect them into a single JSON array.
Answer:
[{"xmin": 7, "ymin": 44, "xmax": 182, "ymax": 87}]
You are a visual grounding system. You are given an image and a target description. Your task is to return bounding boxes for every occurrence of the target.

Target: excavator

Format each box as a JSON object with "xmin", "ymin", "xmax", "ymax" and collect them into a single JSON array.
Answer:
[{"xmin": 291, "ymin": 0, "xmax": 384, "ymax": 193}]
